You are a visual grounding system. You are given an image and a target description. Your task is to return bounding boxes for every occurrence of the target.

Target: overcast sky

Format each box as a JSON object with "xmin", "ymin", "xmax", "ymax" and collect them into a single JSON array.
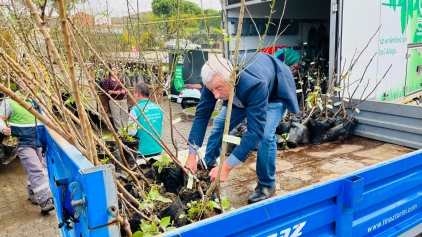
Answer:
[{"xmin": 80, "ymin": 0, "xmax": 222, "ymax": 17}]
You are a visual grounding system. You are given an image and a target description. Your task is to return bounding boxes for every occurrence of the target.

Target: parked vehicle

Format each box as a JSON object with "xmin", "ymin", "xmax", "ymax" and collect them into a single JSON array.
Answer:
[
  {"xmin": 165, "ymin": 39, "xmax": 201, "ymax": 50},
  {"xmin": 176, "ymin": 84, "xmax": 202, "ymax": 109}
]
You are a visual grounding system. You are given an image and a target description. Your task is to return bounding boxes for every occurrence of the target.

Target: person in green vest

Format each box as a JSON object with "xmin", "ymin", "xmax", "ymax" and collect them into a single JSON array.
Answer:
[
  {"xmin": 127, "ymin": 83, "xmax": 163, "ymax": 158},
  {"xmin": 0, "ymin": 79, "xmax": 54, "ymax": 214}
]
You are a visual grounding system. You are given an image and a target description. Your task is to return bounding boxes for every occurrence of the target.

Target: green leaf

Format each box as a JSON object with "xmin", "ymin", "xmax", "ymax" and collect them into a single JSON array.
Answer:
[
  {"xmin": 296, "ymin": 89, "xmax": 303, "ymax": 93},
  {"xmin": 326, "ymin": 104, "xmax": 333, "ymax": 109},
  {"xmin": 63, "ymin": 97, "xmax": 75, "ymax": 106},
  {"xmin": 355, "ymin": 108, "xmax": 360, "ymax": 113},
  {"xmin": 167, "ymin": 227, "xmax": 177, "ymax": 231},
  {"xmin": 149, "ymin": 190, "xmax": 160, "ymax": 200},
  {"xmin": 140, "ymin": 221, "xmax": 151, "ymax": 233},
  {"xmin": 281, "ymin": 133, "xmax": 289, "ymax": 140},
  {"xmin": 221, "ymin": 196, "xmax": 230, "ymax": 208},
  {"xmin": 132, "ymin": 231, "xmax": 144, "ymax": 237},
  {"xmin": 160, "ymin": 216, "xmax": 171, "ymax": 228},
  {"xmin": 333, "ymin": 87, "xmax": 342, "ymax": 92},
  {"xmin": 100, "ymin": 157, "xmax": 110, "ymax": 165},
  {"xmin": 212, "ymin": 28, "xmax": 223, "ymax": 33},
  {"xmin": 150, "ymin": 221, "xmax": 157, "ymax": 232},
  {"xmin": 343, "ymin": 98, "xmax": 349, "ymax": 102},
  {"xmin": 223, "ymin": 37, "xmax": 236, "ymax": 41},
  {"xmin": 318, "ymin": 103, "xmax": 323, "ymax": 110},
  {"xmin": 157, "ymin": 195, "xmax": 172, "ymax": 203},
  {"xmin": 179, "ymin": 214, "xmax": 186, "ymax": 219},
  {"xmin": 307, "ymin": 101, "xmax": 313, "ymax": 109},
  {"xmin": 334, "ymin": 102, "xmax": 342, "ymax": 106},
  {"xmin": 208, "ymin": 200, "xmax": 220, "ymax": 210},
  {"xmin": 101, "ymin": 135, "xmax": 114, "ymax": 140}
]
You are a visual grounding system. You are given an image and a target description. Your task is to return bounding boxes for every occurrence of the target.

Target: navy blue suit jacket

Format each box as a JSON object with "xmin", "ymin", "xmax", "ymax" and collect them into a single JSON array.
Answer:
[{"xmin": 188, "ymin": 52, "xmax": 299, "ymax": 162}]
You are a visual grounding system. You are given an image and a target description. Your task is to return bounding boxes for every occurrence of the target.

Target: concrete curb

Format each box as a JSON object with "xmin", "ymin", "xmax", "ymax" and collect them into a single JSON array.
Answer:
[{"xmin": 181, "ymin": 109, "xmax": 215, "ymax": 124}]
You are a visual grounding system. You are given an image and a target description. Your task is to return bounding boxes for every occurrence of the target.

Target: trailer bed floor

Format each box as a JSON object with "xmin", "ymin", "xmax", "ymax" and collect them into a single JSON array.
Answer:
[{"xmin": 221, "ymin": 136, "xmax": 415, "ymax": 208}]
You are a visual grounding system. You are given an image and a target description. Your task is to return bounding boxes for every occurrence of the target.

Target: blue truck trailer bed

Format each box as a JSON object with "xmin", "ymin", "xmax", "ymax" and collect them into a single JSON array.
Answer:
[{"xmin": 45, "ymin": 126, "xmax": 422, "ymax": 236}]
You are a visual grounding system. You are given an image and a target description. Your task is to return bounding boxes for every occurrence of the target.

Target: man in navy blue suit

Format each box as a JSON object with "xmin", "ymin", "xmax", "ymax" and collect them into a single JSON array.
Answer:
[{"xmin": 186, "ymin": 53, "xmax": 299, "ymax": 204}]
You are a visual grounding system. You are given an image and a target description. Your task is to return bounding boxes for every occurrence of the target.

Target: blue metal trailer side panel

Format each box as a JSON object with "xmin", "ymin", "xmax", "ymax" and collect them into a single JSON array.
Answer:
[
  {"xmin": 44, "ymin": 127, "xmax": 119, "ymax": 236},
  {"xmin": 160, "ymin": 149, "xmax": 422, "ymax": 237},
  {"xmin": 159, "ymin": 179, "xmax": 344, "ymax": 237},
  {"xmin": 350, "ymin": 150, "xmax": 422, "ymax": 236}
]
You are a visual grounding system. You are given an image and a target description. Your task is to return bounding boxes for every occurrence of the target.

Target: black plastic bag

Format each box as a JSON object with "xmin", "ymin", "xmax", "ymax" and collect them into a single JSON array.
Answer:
[
  {"xmin": 145, "ymin": 166, "xmax": 160, "ymax": 181},
  {"xmin": 334, "ymin": 117, "xmax": 347, "ymax": 126},
  {"xmin": 323, "ymin": 124, "xmax": 348, "ymax": 142},
  {"xmin": 160, "ymin": 167, "xmax": 185, "ymax": 194},
  {"xmin": 291, "ymin": 116, "xmax": 301, "ymax": 124},
  {"xmin": 158, "ymin": 196, "xmax": 187, "ymax": 227},
  {"xmin": 308, "ymin": 119, "xmax": 325, "ymax": 145},
  {"xmin": 276, "ymin": 121, "xmax": 291, "ymax": 135},
  {"xmin": 122, "ymin": 138, "xmax": 140, "ymax": 167},
  {"xmin": 327, "ymin": 117, "xmax": 337, "ymax": 128},
  {"xmin": 125, "ymin": 77, "xmax": 132, "ymax": 87},
  {"xmin": 129, "ymin": 76, "xmax": 136, "ymax": 87},
  {"xmin": 344, "ymin": 117, "xmax": 358, "ymax": 138},
  {"xmin": 300, "ymin": 125, "xmax": 310, "ymax": 144},
  {"xmin": 287, "ymin": 122, "xmax": 306, "ymax": 148},
  {"xmin": 128, "ymin": 214, "xmax": 143, "ymax": 234}
]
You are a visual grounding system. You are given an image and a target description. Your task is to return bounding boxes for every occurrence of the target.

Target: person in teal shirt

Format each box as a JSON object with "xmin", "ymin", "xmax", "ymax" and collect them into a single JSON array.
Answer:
[{"xmin": 128, "ymin": 83, "xmax": 163, "ymax": 157}]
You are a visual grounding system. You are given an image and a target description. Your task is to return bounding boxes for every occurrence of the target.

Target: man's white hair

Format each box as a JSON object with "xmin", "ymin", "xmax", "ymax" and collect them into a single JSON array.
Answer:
[{"xmin": 201, "ymin": 58, "xmax": 233, "ymax": 85}]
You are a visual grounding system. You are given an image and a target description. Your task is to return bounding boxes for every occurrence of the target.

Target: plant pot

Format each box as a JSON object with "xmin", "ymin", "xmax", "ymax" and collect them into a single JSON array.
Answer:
[
  {"xmin": 299, "ymin": 120, "xmax": 310, "ymax": 144},
  {"xmin": 122, "ymin": 137, "xmax": 140, "ymax": 167},
  {"xmin": 158, "ymin": 196, "xmax": 187, "ymax": 227},
  {"xmin": 1, "ymin": 137, "xmax": 19, "ymax": 165},
  {"xmin": 129, "ymin": 76, "xmax": 136, "ymax": 87},
  {"xmin": 287, "ymin": 122, "xmax": 306, "ymax": 148},
  {"xmin": 323, "ymin": 124, "xmax": 348, "ymax": 142},
  {"xmin": 276, "ymin": 120, "xmax": 291, "ymax": 135},
  {"xmin": 160, "ymin": 167, "xmax": 185, "ymax": 194},
  {"xmin": 145, "ymin": 166, "xmax": 160, "ymax": 181},
  {"xmin": 125, "ymin": 77, "xmax": 132, "ymax": 87},
  {"xmin": 344, "ymin": 117, "xmax": 358, "ymax": 138},
  {"xmin": 127, "ymin": 214, "xmax": 143, "ymax": 235},
  {"xmin": 308, "ymin": 119, "xmax": 326, "ymax": 145}
]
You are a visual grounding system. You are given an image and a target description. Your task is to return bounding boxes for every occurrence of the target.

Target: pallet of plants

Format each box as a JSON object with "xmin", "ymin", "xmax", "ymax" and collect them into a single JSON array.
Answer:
[{"xmin": 107, "ymin": 152, "xmax": 235, "ymax": 237}]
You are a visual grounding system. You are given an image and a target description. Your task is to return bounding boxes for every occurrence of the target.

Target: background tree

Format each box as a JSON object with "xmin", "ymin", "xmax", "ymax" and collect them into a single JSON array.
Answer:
[{"xmin": 151, "ymin": 0, "xmax": 202, "ymax": 18}]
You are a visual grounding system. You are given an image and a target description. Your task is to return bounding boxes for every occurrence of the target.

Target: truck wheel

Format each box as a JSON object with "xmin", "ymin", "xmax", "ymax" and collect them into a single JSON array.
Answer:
[{"xmin": 181, "ymin": 99, "xmax": 189, "ymax": 109}]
